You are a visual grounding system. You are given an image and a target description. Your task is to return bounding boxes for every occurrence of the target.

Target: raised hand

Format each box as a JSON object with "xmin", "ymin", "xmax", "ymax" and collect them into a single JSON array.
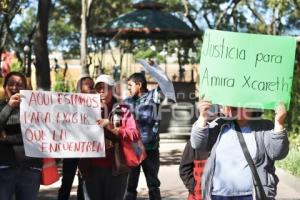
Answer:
[
  {"xmin": 274, "ymin": 102, "xmax": 287, "ymax": 132},
  {"xmin": 197, "ymin": 96, "xmax": 212, "ymax": 127}
]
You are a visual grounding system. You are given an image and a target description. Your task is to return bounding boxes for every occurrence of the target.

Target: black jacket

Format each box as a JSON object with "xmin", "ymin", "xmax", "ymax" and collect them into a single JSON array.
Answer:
[
  {"xmin": 179, "ymin": 140, "xmax": 208, "ymax": 193},
  {"xmin": 0, "ymin": 100, "xmax": 42, "ymax": 168}
]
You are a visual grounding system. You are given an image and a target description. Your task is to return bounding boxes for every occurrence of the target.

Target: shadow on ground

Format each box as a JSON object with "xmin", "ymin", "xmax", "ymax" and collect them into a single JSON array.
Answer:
[{"xmin": 160, "ymin": 149, "xmax": 182, "ymax": 166}]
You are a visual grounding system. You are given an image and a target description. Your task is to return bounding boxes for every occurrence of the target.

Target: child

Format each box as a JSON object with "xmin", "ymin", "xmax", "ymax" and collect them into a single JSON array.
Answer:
[{"xmin": 179, "ymin": 140, "xmax": 207, "ymax": 200}]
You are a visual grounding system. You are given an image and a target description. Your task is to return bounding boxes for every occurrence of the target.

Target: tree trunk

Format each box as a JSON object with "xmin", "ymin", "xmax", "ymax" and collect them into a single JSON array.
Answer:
[
  {"xmin": 80, "ymin": 0, "xmax": 92, "ymax": 76},
  {"xmin": 33, "ymin": 0, "xmax": 51, "ymax": 90}
]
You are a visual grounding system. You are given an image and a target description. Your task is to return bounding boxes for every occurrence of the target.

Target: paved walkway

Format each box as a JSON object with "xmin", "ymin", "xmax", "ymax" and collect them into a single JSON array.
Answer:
[{"xmin": 39, "ymin": 139, "xmax": 300, "ymax": 200}]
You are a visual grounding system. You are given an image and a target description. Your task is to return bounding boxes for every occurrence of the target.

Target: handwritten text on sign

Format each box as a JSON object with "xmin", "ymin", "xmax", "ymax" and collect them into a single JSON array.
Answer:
[
  {"xmin": 200, "ymin": 29, "xmax": 296, "ymax": 110},
  {"xmin": 20, "ymin": 90, "xmax": 104, "ymax": 158}
]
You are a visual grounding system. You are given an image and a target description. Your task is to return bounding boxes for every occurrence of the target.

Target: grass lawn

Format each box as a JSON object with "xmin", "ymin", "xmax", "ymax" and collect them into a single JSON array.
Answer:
[{"xmin": 276, "ymin": 148, "xmax": 300, "ymax": 177}]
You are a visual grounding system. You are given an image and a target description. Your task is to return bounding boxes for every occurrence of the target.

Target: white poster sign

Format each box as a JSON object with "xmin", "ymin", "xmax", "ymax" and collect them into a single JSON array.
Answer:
[
  {"xmin": 138, "ymin": 60, "xmax": 177, "ymax": 102},
  {"xmin": 20, "ymin": 90, "xmax": 105, "ymax": 158}
]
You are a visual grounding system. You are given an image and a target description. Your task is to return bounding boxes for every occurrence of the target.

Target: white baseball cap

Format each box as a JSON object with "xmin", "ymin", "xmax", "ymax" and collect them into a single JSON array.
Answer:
[{"xmin": 95, "ymin": 74, "xmax": 115, "ymax": 86}]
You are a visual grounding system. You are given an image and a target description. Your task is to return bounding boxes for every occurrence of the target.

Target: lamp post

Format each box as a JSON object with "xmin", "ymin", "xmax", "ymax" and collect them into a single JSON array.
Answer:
[
  {"xmin": 113, "ymin": 65, "xmax": 121, "ymax": 81},
  {"xmin": 188, "ymin": 48, "xmax": 196, "ymax": 83},
  {"xmin": 23, "ymin": 39, "xmax": 32, "ymax": 77},
  {"xmin": 159, "ymin": 49, "xmax": 167, "ymax": 74}
]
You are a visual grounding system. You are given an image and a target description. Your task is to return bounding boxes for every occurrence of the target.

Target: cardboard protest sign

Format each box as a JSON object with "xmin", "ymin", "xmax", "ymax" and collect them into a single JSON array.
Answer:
[
  {"xmin": 200, "ymin": 29, "xmax": 296, "ymax": 110},
  {"xmin": 20, "ymin": 90, "xmax": 104, "ymax": 158},
  {"xmin": 138, "ymin": 60, "xmax": 177, "ymax": 102}
]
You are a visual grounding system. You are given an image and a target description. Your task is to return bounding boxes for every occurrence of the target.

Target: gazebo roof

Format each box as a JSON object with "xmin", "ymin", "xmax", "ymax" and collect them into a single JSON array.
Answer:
[{"xmin": 93, "ymin": 1, "xmax": 202, "ymax": 40}]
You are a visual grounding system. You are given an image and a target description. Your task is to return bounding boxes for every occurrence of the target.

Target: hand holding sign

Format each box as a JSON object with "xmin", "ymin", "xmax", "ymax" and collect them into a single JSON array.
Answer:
[
  {"xmin": 97, "ymin": 119, "xmax": 110, "ymax": 128},
  {"xmin": 197, "ymin": 96, "xmax": 212, "ymax": 127},
  {"xmin": 20, "ymin": 90, "xmax": 105, "ymax": 158},
  {"xmin": 274, "ymin": 102, "xmax": 287, "ymax": 132},
  {"xmin": 8, "ymin": 93, "xmax": 21, "ymax": 108},
  {"xmin": 96, "ymin": 118, "xmax": 119, "ymax": 136}
]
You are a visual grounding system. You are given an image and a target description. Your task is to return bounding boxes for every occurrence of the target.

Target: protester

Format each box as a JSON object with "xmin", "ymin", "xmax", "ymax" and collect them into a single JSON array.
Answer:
[
  {"xmin": 191, "ymin": 99, "xmax": 289, "ymax": 200},
  {"xmin": 57, "ymin": 75, "xmax": 94, "ymax": 200},
  {"xmin": 79, "ymin": 74, "xmax": 140, "ymax": 200},
  {"xmin": 124, "ymin": 72, "xmax": 162, "ymax": 200},
  {"xmin": 179, "ymin": 140, "xmax": 207, "ymax": 200},
  {"xmin": 0, "ymin": 71, "xmax": 42, "ymax": 200},
  {"xmin": 179, "ymin": 104, "xmax": 225, "ymax": 200},
  {"xmin": 53, "ymin": 58, "xmax": 60, "ymax": 73}
]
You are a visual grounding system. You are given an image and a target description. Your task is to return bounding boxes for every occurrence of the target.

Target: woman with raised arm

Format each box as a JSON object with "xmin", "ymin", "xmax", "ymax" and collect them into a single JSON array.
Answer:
[{"xmin": 191, "ymin": 100, "xmax": 289, "ymax": 200}]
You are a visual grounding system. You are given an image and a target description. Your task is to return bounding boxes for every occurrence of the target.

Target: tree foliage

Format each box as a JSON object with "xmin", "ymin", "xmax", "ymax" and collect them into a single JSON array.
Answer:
[
  {"xmin": 0, "ymin": 0, "xmax": 30, "ymax": 78},
  {"xmin": 0, "ymin": 0, "xmax": 29, "ymax": 50},
  {"xmin": 2, "ymin": 0, "xmax": 300, "ymax": 129},
  {"xmin": 48, "ymin": 0, "xmax": 132, "ymax": 58},
  {"xmin": 195, "ymin": 0, "xmax": 300, "ymax": 131}
]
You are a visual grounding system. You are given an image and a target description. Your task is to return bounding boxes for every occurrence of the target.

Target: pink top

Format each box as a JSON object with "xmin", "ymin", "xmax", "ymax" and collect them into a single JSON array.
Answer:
[{"xmin": 89, "ymin": 105, "xmax": 140, "ymax": 168}]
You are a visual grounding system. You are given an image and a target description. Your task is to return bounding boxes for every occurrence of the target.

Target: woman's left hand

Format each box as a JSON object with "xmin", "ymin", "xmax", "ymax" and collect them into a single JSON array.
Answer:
[
  {"xmin": 96, "ymin": 119, "xmax": 119, "ymax": 136},
  {"xmin": 96, "ymin": 119, "xmax": 110, "ymax": 128},
  {"xmin": 274, "ymin": 103, "xmax": 287, "ymax": 132}
]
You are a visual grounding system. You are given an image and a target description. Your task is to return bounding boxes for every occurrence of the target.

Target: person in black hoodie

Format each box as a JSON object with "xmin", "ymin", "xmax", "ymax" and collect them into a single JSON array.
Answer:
[
  {"xmin": 179, "ymin": 104, "xmax": 222, "ymax": 200},
  {"xmin": 0, "ymin": 71, "xmax": 42, "ymax": 200},
  {"xmin": 179, "ymin": 140, "xmax": 208, "ymax": 200},
  {"xmin": 57, "ymin": 75, "xmax": 94, "ymax": 200}
]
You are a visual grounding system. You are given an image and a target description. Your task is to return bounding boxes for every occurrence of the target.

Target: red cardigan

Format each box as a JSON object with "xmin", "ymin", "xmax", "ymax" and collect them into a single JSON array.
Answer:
[
  {"xmin": 85, "ymin": 105, "xmax": 140, "ymax": 168},
  {"xmin": 179, "ymin": 140, "xmax": 208, "ymax": 200}
]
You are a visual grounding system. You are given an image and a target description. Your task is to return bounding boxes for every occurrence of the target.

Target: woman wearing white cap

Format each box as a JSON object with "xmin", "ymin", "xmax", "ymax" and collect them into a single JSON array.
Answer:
[{"xmin": 79, "ymin": 75, "xmax": 140, "ymax": 200}]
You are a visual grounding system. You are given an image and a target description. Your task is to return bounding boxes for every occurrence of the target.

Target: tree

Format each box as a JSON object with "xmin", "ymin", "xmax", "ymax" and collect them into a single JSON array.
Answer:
[
  {"xmin": 0, "ymin": 0, "xmax": 28, "ymax": 76},
  {"xmin": 48, "ymin": 0, "xmax": 132, "ymax": 57},
  {"xmin": 196, "ymin": 0, "xmax": 300, "ymax": 35},
  {"xmin": 80, "ymin": 0, "xmax": 92, "ymax": 76},
  {"xmin": 47, "ymin": 0, "xmax": 132, "ymax": 76},
  {"xmin": 196, "ymin": 0, "xmax": 300, "ymax": 131},
  {"xmin": 33, "ymin": 0, "xmax": 51, "ymax": 90}
]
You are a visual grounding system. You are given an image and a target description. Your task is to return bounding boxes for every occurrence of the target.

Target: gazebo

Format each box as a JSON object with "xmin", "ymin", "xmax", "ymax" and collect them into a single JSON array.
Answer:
[
  {"xmin": 93, "ymin": 1, "xmax": 201, "ymax": 134},
  {"xmin": 93, "ymin": 0, "xmax": 201, "ymax": 81},
  {"xmin": 94, "ymin": 1, "xmax": 201, "ymax": 40}
]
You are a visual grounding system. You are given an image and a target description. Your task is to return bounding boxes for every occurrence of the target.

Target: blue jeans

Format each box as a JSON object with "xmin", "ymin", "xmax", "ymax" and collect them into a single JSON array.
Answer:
[
  {"xmin": 125, "ymin": 149, "xmax": 161, "ymax": 200},
  {"xmin": 0, "ymin": 167, "xmax": 40, "ymax": 200},
  {"xmin": 212, "ymin": 195, "xmax": 253, "ymax": 200}
]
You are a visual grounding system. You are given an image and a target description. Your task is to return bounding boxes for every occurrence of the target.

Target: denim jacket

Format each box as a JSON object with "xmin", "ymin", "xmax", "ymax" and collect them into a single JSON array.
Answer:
[
  {"xmin": 124, "ymin": 88, "xmax": 161, "ymax": 150},
  {"xmin": 190, "ymin": 118, "xmax": 289, "ymax": 200}
]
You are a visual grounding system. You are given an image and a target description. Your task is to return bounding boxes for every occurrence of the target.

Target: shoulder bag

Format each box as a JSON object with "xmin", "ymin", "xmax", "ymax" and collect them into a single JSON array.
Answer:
[{"xmin": 233, "ymin": 120, "xmax": 267, "ymax": 200}]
